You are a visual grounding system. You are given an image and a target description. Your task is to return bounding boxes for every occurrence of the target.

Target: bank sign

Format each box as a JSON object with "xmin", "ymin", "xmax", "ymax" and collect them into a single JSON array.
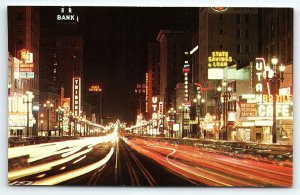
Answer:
[{"xmin": 57, "ymin": 7, "xmax": 79, "ymax": 22}]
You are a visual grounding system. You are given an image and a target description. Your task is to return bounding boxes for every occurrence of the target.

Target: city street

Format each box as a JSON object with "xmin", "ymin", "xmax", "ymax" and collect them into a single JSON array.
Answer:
[
  {"xmin": 8, "ymin": 129, "xmax": 292, "ymax": 187},
  {"xmin": 7, "ymin": 6, "xmax": 294, "ymax": 188}
]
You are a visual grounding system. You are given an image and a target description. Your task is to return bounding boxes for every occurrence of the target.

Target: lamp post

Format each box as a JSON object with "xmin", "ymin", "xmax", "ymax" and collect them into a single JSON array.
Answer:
[
  {"xmin": 168, "ymin": 108, "xmax": 176, "ymax": 137},
  {"xmin": 40, "ymin": 113, "xmax": 44, "ymax": 135},
  {"xmin": 265, "ymin": 56, "xmax": 285, "ymax": 144},
  {"xmin": 68, "ymin": 112, "xmax": 73, "ymax": 136},
  {"xmin": 217, "ymin": 80, "xmax": 232, "ymax": 140},
  {"xmin": 56, "ymin": 107, "xmax": 65, "ymax": 137},
  {"xmin": 23, "ymin": 91, "xmax": 34, "ymax": 137},
  {"xmin": 43, "ymin": 100, "xmax": 54, "ymax": 137},
  {"xmin": 193, "ymin": 94, "xmax": 205, "ymax": 139}
]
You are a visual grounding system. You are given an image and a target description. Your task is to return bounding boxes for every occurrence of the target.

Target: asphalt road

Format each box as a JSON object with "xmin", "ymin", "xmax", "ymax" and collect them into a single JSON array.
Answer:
[
  {"xmin": 8, "ymin": 136, "xmax": 198, "ymax": 186},
  {"xmin": 8, "ymin": 133, "xmax": 292, "ymax": 187}
]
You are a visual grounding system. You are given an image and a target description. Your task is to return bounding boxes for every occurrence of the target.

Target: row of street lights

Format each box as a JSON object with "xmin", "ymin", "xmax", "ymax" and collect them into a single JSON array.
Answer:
[{"xmin": 140, "ymin": 57, "xmax": 286, "ymax": 143}]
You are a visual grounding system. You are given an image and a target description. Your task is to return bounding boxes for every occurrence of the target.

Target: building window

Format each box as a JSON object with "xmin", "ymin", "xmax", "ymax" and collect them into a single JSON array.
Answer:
[
  {"xmin": 219, "ymin": 14, "xmax": 223, "ymax": 20},
  {"xmin": 237, "ymin": 44, "xmax": 241, "ymax": 53},
  {"xmin": 237, "ymin": 29, "xmax": 241, "ymax": 39},
  {"xmin": 219, "ymin": 29, "xmax": 223, "ymax": 35},
  {"xmin": 245, "ymin": 14, "xmax": 249, "ymax": 24},
  {"xmin": 245, "ymin": 29, "xmax": 249, "ymax": 39},
  {"xmin": 246, "ymin": 44, "xmax": 250, "ymax": 53},
  {"xmin": 220, "ymin": 44, "xmax": 224, "ymax": 49},
  {"xmin": 236, "ymin": 14, "xmax": 241, "ymax": 24},
  {"xmin": 17, "ymin": 12, "xmax": 23, "ymax": 21}
]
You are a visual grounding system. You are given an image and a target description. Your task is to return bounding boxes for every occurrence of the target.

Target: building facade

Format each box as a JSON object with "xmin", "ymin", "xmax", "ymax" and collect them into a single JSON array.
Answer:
[
  {"xmin": 198, "ymin": 8, "xmax": 259, "ymax": 140},
  {"xmin": 156, "ymin": 30, "xmax": 191, "ymax": 110},
  {"xmin": 8, "ymin": 6, "xmax": 40, "ymax": 136}
]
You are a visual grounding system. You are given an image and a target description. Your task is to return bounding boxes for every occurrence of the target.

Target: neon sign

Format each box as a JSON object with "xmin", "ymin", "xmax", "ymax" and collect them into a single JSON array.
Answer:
[
  {"xmin": 152, "ymin": 96, "xmax": 158, "ymax": 127},
  {"xmin": 145, "ymin": 73, "xmax": 149, "ymax": 113},
  {"xmin": 208, "ymin": 51, "xmax": 232, "ymax": 68},
  {"xmin": 72, "ymin": 77, "xmax": 81, "ymax": 116},
  {"xmin": 257, "ymin": 103, "xmax": 293, "ymax": 118},
  {"xmin": 211, "ymin": 7, "xmax": 228, "ymax": 12},
  {"xmin": 57, "ymin": 7, "xmax": 79, "ymax": 22}
]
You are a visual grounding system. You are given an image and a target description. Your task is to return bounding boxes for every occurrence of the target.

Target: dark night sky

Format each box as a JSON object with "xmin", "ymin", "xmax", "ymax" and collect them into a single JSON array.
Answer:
[{"xmin": 41, "ymin": 7, "xmax": 198, "ymax": 123}]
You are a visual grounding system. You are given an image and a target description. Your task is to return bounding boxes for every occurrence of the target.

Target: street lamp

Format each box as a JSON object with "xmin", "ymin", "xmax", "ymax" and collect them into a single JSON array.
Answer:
[
  {"xmin": 265, "ymin": 56, "xmax": 285, "ymax": 143},
  {"xmin": 193, "ymin": 95, "xmax": 205, "ymax": 139},
  {"xmin": 168, "ymin": 108, "xmax": 176, "ymax": 137},
  {"xmin": 56, "ymin": 107, "xmax": 65, "ymax": 137},
  {"xmin": 217, "ymin": 80, "xmax": 232, "ymax": 140},
  {"xmin": 43, "ymin": 100, "xmax": 54, "ymax": 137},
  {"xmin": 40, "ymin": 113, "xmax": 44, "ymax": 135},
  {"xmin": 23, "ymin": 91, "xmax": 34, "ymax": 137}
]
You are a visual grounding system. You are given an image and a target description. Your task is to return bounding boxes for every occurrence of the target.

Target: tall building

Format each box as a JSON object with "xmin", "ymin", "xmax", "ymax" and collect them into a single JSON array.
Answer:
[
  {"xmin": 156, "ymin": 30, "xmax": 191, "ymax": 110},
  {"xmin": 147, "ymin": 42, "xmax": 160, "ymax": 117},
  {"xmin": 261, "ymin": 8, "xmax": 293, "ymax": 90},
  {"xmin": 40, "ymin": 6, "xmax": 84, "ymax": 110},
  {"xmin": 8, "ymin": 6, "xmax": 40, "ymax": 136},
  {"xmin": 198, "ymin": 7, "xmax": 259, "ymax": 126},
  {"xmin": 260, "ymin": 8, "xmax": 293, "ymax": 144}
]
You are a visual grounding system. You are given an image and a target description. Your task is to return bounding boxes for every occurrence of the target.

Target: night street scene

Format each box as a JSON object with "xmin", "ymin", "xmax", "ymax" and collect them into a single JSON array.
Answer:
[{"xmin": 7, "ymin": 6, "xmax": 293, "ymax": 187}]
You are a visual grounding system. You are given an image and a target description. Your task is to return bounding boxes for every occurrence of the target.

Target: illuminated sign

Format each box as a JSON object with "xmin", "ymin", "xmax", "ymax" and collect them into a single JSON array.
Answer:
[
  {"xmin": 228, "ymin": 111, "xmax": 236, "ymax": 122},
  {"xmin": 208, "ymin": 68, "xmax": 223, "ymax": 80},
  {"xmin": 211, "ymin": 7, "xmax": 228, "ymax": 12},
  {"xmin": 19, "ymin": 49, "xmax": 34, "ymax": 79},
  {"xmin": 19, "ymin": 63, "xmax": 34, "ymax": 72},
  {"xmin": 13, "ymin": 57, "xmax": 20, "ymax": 79},
  {"xmin": 208, "ymin": 51, "xmax": 232, "ymax": 68},
  {"xmin": 254, "ymin": 58, "xmax": 265, "ymax": 103},
  {"xmin": 240, "ymin": 103, "xmax": 257, "ymax": 117},
  {"xmin": 57, "ymin": 7, "xmax": 79, "ymax": 22},
  {"xmin": 8, "ymin": 94, "xmax": 34, "ymax": 128},
  {"xmin": 183, "ymin": 63, "xmax": 190, "ymax": 102},
  {"xmin": 257, "ymin": 103, "xmax": 293, "ymax": 118},
  {"xmin": 88, "ymin": 85, "xmax": 102, "ymax": 92},
  {"xmin": 158, "ymin": 101, "xmax": 164, "ymax": 119},
  {"xmin": 62, "ymin": 98, "xmax": 71, "ymax": 111},
  {"xmin": 19, "ymin": 72, "xmax": 34, "ymax": 79},
  {"xmin": 19, "ymin": 49, "xmax": 33, "ymax": 63},
  {"xmin": 72, "ymin": 77, "xmax": 81, "ymax": 116},
  {"xmin": 9, "ymin": 114, "xmax": 34, "ymax": 128},
  {"xmin": 135, "ymin": 83, "xmax": 146, "ymax": 93},
  {"xmin": 145, "ymin": 73, "xmax": 149, "ymax": 113},
  {"xmin": 279, "ymin": 87, "xmax": 292, "ymax": 96},
  {"xmin": 190, "ymin": 45, "xmax": 198, "ymax": 54},
  {"xmin": 152, "ymin": 96, "xmax": 158, "ymax": 127},
  {"xmin": 262, "ymin": 95, "xmax": 293, "ymax": 103}
]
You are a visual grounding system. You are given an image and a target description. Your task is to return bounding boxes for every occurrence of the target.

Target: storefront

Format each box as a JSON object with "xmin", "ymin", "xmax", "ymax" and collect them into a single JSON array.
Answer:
[{"xmin": 8, "ymin": 93, "xmax": 35, "ymax": 137}]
